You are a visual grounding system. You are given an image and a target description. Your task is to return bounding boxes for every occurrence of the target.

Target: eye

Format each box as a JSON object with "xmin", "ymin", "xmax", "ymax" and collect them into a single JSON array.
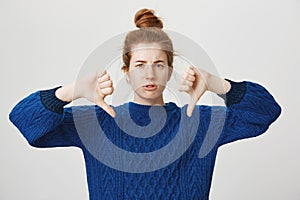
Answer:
[
  {"xmin": 155, "ymin": 63, "xmax": 164, "ymax": 68},
  {"xmin": 135, "ymin": 64, "xmax": 144, "ymax": 68}
]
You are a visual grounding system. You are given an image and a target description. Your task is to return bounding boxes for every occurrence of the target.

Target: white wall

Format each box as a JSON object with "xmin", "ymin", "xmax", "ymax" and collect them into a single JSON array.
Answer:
[{"xmin": 1, "ymin": 0, "xmax": 299, "ymax": 199}]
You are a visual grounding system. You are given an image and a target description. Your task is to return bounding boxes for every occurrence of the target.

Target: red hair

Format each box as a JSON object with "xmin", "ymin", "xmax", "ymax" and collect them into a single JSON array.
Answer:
[{"xmin": 122, "ymin": 9, "xmax": 174, "ymax": 71}]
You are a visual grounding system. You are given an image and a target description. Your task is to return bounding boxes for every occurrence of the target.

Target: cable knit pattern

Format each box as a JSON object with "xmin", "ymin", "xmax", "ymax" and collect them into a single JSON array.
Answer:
[
  {"xmin": 9, "ymin": 80, "xmax": 281, "ymax": 200},
  {"xmin": 40, "ymin": 86, "xmax": 70, "ymax": 114},
  {"xmin": 217, "ymin": 79, "xmax": 246, "ymax": 106}
]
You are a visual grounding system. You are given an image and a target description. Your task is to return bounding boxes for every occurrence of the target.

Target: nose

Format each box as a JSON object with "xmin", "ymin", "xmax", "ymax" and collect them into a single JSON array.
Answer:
[{"xmin": 145, "ymin": 64, "xmax": 155, "ymax": 80}]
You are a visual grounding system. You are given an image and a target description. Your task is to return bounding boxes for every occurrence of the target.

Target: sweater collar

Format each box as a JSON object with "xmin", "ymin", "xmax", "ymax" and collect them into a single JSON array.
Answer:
[
  {"xmin": 128, "ymin": 101, "xmax": 178, "ymax": 113},
  {"xmin": 124, "ymin": 101, "xmax": 178, "ymax": 127}
]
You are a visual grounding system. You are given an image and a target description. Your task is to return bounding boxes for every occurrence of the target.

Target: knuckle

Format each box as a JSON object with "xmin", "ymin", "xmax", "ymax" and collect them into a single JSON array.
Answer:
[
  {"xmin": 184, "ymin": 80, "xmax": 193, "ymax": 87},
  {"xmin": 102, "ymin": 74, "xmax": 109, "ymax": 81},
  {"xmin": 190, "ymin": 75, "xmax": 196, "ymax": 81},
  {"xmin": 100, "ymin": 88, "xmax": 107, "ymax": 94},
  {"xmin": 97, "ymin": 77, "xmax": 103, "ymax": 83}
]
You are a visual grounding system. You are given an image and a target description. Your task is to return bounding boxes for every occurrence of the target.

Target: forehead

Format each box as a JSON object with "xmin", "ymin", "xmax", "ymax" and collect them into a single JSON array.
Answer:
[{"xmin": 130, "ymin": 43, "xmax": 167, "ymax": 62}]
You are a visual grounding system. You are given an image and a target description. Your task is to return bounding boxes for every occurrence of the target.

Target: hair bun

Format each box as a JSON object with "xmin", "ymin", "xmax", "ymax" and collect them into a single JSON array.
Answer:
[{"xmin": 134, "ymin": 8, "xmax": 163, "ymax": 29}]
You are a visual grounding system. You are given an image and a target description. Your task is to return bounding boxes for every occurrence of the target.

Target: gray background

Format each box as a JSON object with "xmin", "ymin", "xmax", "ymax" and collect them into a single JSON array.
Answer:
[{"xmin": 1, "ymin": 0, "xmax": 299, "ymax": 199}]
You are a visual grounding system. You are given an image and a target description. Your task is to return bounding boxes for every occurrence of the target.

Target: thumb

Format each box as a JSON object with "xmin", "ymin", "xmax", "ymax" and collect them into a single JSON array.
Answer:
[
  {"xmin": 187, "ymin": 92, "xmax": 198, "ymax": 117},
  {"xmin": 186, "ymin": 88, "xmax": 206, "ymax": 117},
  {"xmin": 97, "ymin": 100, "xmax": 116, "ymax": 118}
]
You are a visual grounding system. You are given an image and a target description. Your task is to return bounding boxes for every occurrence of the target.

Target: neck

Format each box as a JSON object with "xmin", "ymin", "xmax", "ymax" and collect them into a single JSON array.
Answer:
[{"xmin": 133, "ymin": 96, "xmax": 165, "ymax": 106}]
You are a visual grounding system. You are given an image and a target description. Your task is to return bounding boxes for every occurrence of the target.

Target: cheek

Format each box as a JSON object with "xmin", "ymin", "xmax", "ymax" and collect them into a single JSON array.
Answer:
[
  {"xmin": 128, "ymin": 70, "xmax": 140, "ymax": 81},
  {"xmin": 128, "ymin": 71, "xmax": 144, "ymax": 88},
  {"xmin": 158, "ymin": 70, "xmax": 170, "ymax": 82}
]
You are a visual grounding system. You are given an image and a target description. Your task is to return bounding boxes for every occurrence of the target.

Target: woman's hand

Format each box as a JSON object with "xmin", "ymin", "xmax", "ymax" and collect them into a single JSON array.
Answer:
[
  {"xmin": 178, "ymin": 66, "xmax": 231, "ymax": 117},
  {"xmin": 55, "ymin": 70, "xmax": 116, "ymax": 118}
]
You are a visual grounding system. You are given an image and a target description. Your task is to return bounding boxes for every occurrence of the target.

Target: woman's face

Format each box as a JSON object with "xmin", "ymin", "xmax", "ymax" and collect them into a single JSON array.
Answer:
[{"xmin": 123, "ymin": 43, "xmax": 173, "ymax": 105}]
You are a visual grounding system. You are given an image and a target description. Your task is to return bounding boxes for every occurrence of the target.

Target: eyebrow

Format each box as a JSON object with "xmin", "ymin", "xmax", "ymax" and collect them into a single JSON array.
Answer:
[{"xmin": 135, "ymin": 60, "xmax": 165, "ymax": 63}]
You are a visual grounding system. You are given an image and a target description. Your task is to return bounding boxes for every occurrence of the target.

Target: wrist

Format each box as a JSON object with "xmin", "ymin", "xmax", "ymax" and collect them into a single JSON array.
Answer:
[
  {"xmin": 207, "ymin": 74, "xmax": 231, "ymax": 95},
  {"xmin": 40, "ymin": 86, "xmax": 70, "ymax": 114},
  {"xmin": 217, "ymin": 79, "xmax": 246, "ymax": 106},
  {"xmin": 55, "ymin": 83, "xmax": 75, "ymax": 102}
]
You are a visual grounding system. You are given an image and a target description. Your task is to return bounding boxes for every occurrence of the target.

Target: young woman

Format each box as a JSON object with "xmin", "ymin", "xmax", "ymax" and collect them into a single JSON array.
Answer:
[{"xmin": 9, "ymin": 8, "xmax": 281, "ymax": 200}]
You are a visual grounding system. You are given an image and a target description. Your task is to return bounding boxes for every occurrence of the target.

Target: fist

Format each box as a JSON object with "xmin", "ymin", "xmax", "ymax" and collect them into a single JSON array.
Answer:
[
  {"xmin": 178, "ymin": 66, "xmax": 209, "ymax": 117},
  {"xmin": 95, "ymin": 70, "xmax": 116, "ymax": 118}
]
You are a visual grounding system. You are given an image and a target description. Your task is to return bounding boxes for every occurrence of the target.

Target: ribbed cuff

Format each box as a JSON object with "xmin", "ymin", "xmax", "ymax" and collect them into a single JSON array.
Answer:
[
  {"xmin": 40, "ymin": 86, "xmax": 70, "ymax": 114},
  {"xmin": 217, "ymin": 79, "xmax": 246, "ymax": 106}
]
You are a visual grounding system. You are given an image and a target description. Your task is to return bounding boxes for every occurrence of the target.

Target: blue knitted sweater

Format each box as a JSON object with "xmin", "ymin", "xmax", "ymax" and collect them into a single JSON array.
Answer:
[{"xmin": 9, "ymin": 80, "xmax": 281, "ymax": 200}]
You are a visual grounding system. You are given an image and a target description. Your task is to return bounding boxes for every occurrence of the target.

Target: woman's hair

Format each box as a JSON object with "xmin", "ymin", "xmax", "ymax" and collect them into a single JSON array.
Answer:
[{"xmin": 122, "ymin": 8, "xmax": 174, "ymax": 71}]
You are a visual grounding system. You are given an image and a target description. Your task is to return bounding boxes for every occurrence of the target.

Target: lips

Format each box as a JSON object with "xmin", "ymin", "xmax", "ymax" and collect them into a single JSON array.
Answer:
[{"xmin": 143, "ymin": 84, "xmax": 157, "ymax": 91}]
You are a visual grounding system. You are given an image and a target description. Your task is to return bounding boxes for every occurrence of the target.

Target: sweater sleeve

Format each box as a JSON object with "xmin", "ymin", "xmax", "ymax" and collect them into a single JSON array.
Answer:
[
  {"xmin": 216, "ymin": 79, "xmax": 281, "ymax": 146},
  {"xmin": 9, "ymin": 87, "xmax": 84, "ymax": 148}
]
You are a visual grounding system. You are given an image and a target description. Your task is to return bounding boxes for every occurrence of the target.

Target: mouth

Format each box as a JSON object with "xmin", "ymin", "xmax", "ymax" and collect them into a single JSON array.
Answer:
[{"xmin": 143, "ymin": 84, "xmax": 158, "ymax": 91}]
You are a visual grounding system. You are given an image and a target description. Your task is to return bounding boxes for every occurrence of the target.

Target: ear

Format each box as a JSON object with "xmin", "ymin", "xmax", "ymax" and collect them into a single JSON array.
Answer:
[
  {"xmin": 167, "ymin": 66, "xmax": 173, "ymax": 81},
  {"xmin": 122, "ymin": 68, "xmax": 131, "ymax": 83}
]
